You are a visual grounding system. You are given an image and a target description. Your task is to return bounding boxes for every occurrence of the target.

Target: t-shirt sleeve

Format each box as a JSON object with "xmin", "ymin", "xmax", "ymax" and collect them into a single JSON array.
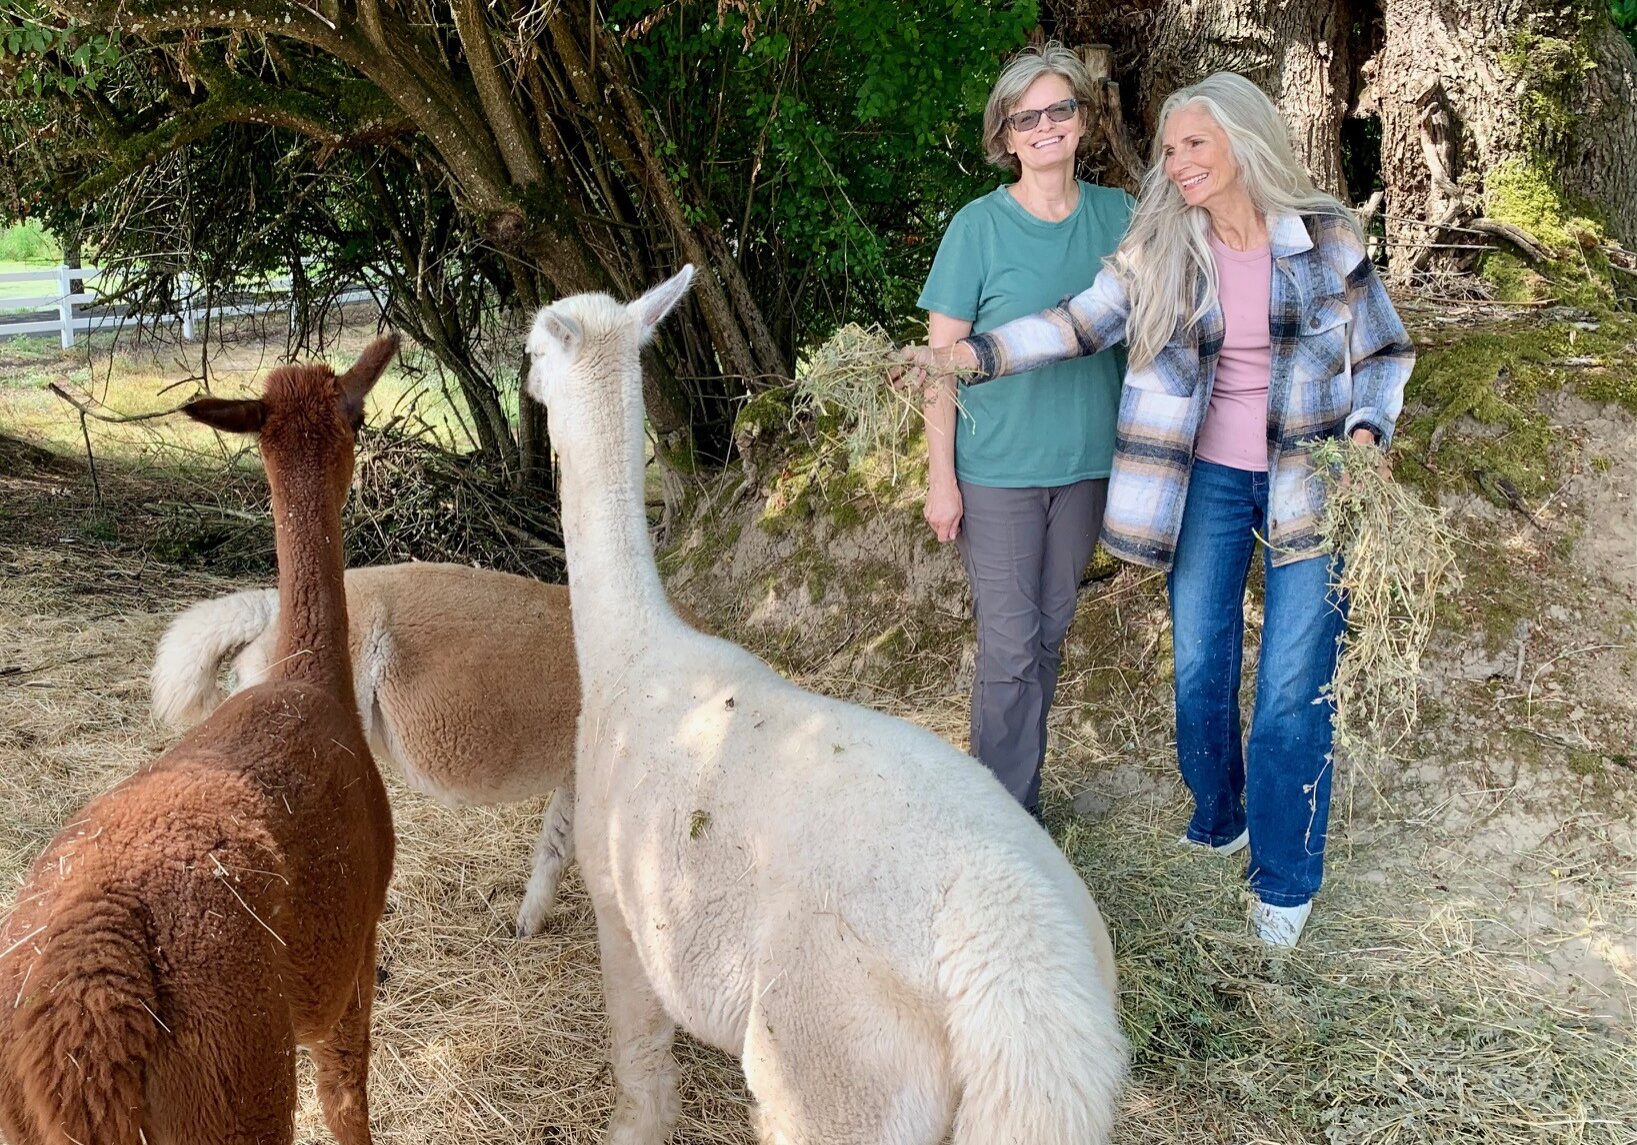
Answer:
[{"xmin": 916, "ymin": 209, "xmax": 984, "ymax": 322}]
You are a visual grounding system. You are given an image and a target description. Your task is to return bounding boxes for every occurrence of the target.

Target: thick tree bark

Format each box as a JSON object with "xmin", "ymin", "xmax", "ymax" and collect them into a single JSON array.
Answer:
[
  {"xmin": 1054, "ymin": 0, "xmax": 1637, "ymax": 272},
  {"xmin": 1052, "ymin": 1, "xmax": 1352, "ymax": 194},
  {"xmin": 1564, "ymin": 14, "xmax": 1637, "ymax": 246},
  {"xmin": 1376, "ymin": 0, "xmax": 1637, "ymax": 268}
]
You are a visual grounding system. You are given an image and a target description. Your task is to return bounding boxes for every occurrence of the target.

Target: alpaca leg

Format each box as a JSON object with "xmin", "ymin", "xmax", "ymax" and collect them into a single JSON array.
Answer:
[
  {"xmin": 516, "ymin": 785, "xmax": 575, "ymax": 937},
  {"xmin": 595, "ymin": 904, "xmax": 679, "ymax": 1145},
  {"xmin": 740, "ymin": 953, "xmax": 951, "ymax": 1145},
  {"xmin": 310, "ymin": 935, "xmax": 380, "ymax": 1145},
  {"xmin": 144, "ymin": 993, "xmax": 297, "ymax": 1145}
]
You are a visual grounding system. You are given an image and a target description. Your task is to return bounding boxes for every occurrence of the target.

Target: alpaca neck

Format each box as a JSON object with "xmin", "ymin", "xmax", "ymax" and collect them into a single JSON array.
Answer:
[
  {"xmin": 554, "ymin": 367, "xmax": 672, "ymax": 664},
  {"xmin": 266, "ymin": 456, "xmax": 356, "ymax": 710}
]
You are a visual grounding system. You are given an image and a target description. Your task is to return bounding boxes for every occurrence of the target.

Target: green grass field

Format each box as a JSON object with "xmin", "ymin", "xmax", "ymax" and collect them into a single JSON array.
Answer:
[{"xmin": 0, "ymin": 324, "xmax": 477, "ymax": 465}]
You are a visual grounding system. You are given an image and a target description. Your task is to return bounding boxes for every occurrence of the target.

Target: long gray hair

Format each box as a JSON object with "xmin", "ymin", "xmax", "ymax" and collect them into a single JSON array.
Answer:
[{"xmin": 1112, "ymin": 72, "xmax": 1362, "ymax": 369}]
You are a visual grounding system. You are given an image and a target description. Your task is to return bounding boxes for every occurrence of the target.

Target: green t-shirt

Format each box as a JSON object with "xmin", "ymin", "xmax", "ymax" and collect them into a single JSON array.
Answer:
[{"xmin": 917, "ymin": 181, "xmax": 1133, "ymax": 487}]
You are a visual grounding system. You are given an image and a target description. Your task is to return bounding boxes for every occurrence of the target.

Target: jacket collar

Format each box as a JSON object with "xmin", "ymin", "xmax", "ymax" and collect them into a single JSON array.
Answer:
[
  {"xmin": 1198, "ymin": 210, "xmax": 1313, "ymax": 270},
  {"xmin": 1268, "ymin": 211, "xmax": 1314, "ymax": 260}
]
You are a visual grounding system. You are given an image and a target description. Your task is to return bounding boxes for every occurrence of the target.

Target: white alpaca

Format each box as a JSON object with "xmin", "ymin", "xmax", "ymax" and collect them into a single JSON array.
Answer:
[
  {"xmin": 525, "ymin": 268, "xmax": 1127, "ymax": 1145},
  {"xmin": 150, "ymin": 562, "xmax": 580, "ymax": 935}
]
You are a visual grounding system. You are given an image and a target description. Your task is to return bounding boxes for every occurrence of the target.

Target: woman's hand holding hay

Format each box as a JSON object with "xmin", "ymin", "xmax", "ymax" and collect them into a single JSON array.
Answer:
[
  {"xmin": 1314, "ymin": 435, "xmax": 1460, "ymax": 763},
  {"xmin": 1345, "ymin": 426, "xmax": 1392, "ymax": 486},
  {"xmin": 890, "ymin": 342, "xmax": 979, "ymax": 398}
]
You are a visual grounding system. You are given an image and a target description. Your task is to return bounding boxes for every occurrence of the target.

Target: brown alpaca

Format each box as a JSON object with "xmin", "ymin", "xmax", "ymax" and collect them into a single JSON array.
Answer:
[{"xmin": 0, "ymin": 336, "xmax": 400, "ymax": 1145}]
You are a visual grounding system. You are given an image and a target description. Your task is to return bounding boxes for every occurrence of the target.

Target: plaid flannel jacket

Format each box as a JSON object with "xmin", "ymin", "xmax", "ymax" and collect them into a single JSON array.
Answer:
[{"xmin": 962, "ymin": 211, "xmax": 1415, "ymax": 570}]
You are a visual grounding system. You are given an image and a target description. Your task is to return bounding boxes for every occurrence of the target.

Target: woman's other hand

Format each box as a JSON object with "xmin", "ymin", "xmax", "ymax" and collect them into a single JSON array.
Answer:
[
  {"xmin": 925, "ymin": 476, "xmax": 964, "ymax": 544},
  {"xmin": 1350, "ymin": 426, "xmax": 1392, "ymax": 480}
]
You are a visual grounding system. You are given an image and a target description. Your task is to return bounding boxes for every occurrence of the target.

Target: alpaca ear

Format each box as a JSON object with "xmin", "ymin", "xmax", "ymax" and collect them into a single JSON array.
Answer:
[
  {"xmin": 629, "ymin": 265, "xmax": 695, "ymax": 342},
  {"xmin": 183, "ymin": 397, "xmax": 265, "ymax": 435},
  {"xmin": 339, "ymin": 333, "xmax": 401, "ymax": 421},
  {"xmin": 528, "ymin": 307, "xmax": 582, "ymax": 361}
]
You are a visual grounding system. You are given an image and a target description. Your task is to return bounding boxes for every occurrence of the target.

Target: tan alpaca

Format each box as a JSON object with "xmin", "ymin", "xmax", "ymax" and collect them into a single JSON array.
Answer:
[
  {"xmin": 0, "ymin": 337, "xmax": 399, "ymax": 1145},
  {"xmin": 151, "ymin": 566, "xmax": 706, "ymax": 936},
  {"xmin": 151, "ymin": 563, "xmax": 581, "ymax": 935}
]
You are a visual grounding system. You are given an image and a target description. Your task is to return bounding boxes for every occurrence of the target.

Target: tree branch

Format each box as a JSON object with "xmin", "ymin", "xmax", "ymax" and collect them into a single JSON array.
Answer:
[
  {"xmin": 47, "ymin": 0, "xmax": 516, "ymax": 213},
  {"xmin": 71, "ymin": 59, "xmax": 411, "ymax": 198},
  {"xmin": 450, "ymin": 0, "xmax": 541, "ymax": 187}
]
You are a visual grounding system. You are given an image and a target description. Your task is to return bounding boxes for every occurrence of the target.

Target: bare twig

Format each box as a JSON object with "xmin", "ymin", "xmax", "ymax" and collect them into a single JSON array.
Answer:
[{"xmin": 48, "ymin": 383, "xmax": 197, "ymax": 424}]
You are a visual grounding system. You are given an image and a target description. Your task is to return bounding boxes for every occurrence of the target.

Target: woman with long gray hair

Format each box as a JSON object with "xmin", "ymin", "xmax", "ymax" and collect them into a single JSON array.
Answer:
[
  {"xmin": 917, "ymin": 43, "xmax": 1134, "ymax": 821},
  {"xmin": 902, "ymin": 72, "xmax": 1414, "ymax": 946}
]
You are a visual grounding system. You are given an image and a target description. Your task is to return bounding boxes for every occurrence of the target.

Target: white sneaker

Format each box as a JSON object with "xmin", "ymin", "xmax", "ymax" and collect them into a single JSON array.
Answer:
[
  {"xmin": 1250, "ymin": 899, "xmax": 1312, "ymax": 947},
  {"xmin": 1177, "ymin": 827, "xmax": 1249, "ymax": 856}
]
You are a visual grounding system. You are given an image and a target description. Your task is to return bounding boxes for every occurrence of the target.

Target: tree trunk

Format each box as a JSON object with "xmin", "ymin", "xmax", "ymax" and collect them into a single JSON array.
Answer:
[
  {"xmin": 1376, "ymin": 0, "xmax": 1637, "ymax": 271},
  {"xmin": 1051, "ymin": 1, "xmax": 1352, "ymax": 194},
  {"xmin": 1563, "ymin": 14, "xmax": 1637, "ymax": 247}
]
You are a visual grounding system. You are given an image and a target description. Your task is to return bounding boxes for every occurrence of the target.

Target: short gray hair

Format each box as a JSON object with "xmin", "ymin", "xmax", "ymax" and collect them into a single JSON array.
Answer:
[{"xmin": 981, "ymin": 43, "xmax": 1097, "ymax": 175}]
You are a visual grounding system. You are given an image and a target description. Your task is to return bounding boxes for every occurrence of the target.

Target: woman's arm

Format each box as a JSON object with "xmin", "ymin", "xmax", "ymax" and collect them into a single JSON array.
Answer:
[
  {"xmin": 1341, "ymin": 254, "xmax": 1415, "ymax": 448},
  {"xmin": 901, "ymin": 265, "xmax": 1131, "ymax": 383},
  {"xmin": 964, "ymin": 263, "xmax": 1132, "ymax": 381},
  {"xmin": 922, "ymin": 313, "xmax": 971, "ymax": 543}
]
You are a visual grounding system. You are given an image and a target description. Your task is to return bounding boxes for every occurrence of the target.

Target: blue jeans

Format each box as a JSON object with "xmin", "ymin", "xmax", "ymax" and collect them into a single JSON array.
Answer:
[{"xmin": 1169, "ymin": 459, "xmax": 1347, "ymax": 907}]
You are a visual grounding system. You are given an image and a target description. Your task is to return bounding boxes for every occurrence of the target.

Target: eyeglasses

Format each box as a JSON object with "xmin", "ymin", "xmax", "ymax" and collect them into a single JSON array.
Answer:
[{"xmin": 1004, "ymin": 98, "xmax": 1079, "ymax": 134}]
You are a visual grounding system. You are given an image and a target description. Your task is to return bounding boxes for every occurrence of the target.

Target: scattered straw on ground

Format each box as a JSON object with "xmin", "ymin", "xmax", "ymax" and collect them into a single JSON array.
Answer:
[
  {"xmin": 1313, "ymin": 436, "xmax": 1462, "ymax": 762},
  {"xmin": 3, "ymin": 492, "xmax": 1632, "ymax": 1144}
]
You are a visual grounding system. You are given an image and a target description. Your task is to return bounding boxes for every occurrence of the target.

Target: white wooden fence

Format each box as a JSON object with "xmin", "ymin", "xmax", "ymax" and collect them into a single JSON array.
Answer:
[{"xmin": 0, "ymin": 265, "xmax": 378, "ymax": 348}]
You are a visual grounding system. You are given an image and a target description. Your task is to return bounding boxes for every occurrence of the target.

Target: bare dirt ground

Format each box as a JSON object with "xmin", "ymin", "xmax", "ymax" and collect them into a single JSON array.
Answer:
[{"xmin": 3, "ymin": 303, "xmax": 1635, "ymax": 1142}]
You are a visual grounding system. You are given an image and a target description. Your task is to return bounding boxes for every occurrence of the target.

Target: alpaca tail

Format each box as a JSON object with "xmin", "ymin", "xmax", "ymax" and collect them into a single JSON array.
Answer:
[
  {"xmin": 151, "ymin": 588, "xmax": 278, "ymax": 729},
  {"xmin": 11, "ymin": 889, "xmax": 159, "ymax": 1145},
  {"xmin": 937, "ymin": 875, "xmax": 1128, "ymax": 1145}
]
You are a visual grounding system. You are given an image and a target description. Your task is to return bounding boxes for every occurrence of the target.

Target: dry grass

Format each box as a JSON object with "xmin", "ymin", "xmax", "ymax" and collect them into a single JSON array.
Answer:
[
  {"xmin": 1313, "ymin": 437, "xmax": 1462, "ymax": 763},
  {"xmin": 1058, "ymin": 808, "xmax": 1637, "ymax": 1144},
  {"xmin": 0, "ymin": 318, "xmax": 470, "ymax": 465},
  {"xmin": 3, "ymin": 449, "xmax": 1633, "ymax": 1144},
  {"xmin": 794, "ymin": 323, "xmax": 965, "ymax": 472}
]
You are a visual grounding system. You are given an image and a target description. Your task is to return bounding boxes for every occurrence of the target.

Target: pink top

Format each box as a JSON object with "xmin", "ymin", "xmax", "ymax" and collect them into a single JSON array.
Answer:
[{"xmin": 1194, "ymin": 233, "xmax": 1273, "ymax": 472}]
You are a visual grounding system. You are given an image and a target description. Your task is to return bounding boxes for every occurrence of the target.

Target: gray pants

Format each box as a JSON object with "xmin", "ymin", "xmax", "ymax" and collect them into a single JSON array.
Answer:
[{"xmin": 956, "ymin": 479, "xmax": 1108, "ymax": 812}]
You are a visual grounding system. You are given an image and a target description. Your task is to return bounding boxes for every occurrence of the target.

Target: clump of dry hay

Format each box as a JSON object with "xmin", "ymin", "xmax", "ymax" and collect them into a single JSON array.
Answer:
[
  {"xmin": 1312, "ymin": 436, "xmax": 1461, "ymax": 761},
  {"xmin": 794, "ymin": 322, "xmax": 966, "ymax": 469}
]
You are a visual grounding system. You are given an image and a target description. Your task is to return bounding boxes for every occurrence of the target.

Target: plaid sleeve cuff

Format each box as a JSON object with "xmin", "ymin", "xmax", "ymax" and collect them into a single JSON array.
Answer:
[{"xmin": 961, "ymin": 334, "xmax": 1000, "ymax": 383}]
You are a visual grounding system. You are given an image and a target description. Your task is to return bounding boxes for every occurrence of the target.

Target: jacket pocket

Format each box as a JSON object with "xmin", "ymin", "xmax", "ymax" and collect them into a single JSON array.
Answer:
[
  {"xmin": 1125, "ymin": 341, "xmax": 1201, "ymax": 400},
  {"xmin": 1292, "ymin": 295, "xmax": 1352, "ymax": 429},
  {"xmin": 1116, "ymin": 383, "xmax": 1197, "ymax": 467}
]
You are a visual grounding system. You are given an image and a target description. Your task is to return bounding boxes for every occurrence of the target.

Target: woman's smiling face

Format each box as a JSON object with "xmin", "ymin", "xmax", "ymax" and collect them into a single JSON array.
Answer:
[
  {"xmin": 1005, "ymin": 73, "xmax": 1083, "ymax": 176},
  {"xmin": 1162, "ymin": 103, "xmax": 1240, "ymax": 209}
]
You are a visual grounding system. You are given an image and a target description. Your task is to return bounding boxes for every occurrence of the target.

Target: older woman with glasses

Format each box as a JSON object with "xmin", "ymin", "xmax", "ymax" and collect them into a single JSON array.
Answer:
[{"xmin": 919, "ymin": 43, "xmax": 1134, "ymax": 822}]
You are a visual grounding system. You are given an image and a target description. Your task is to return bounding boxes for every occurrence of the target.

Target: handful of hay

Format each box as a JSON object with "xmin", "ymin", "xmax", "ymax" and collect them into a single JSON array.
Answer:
[
  {"xmin": 1312, "ymin": 436, "xmax": 1461, "ymax": 761},
  {"xmin": 793, "ymin": 322, "xmax": 967, "ymax": 467}
]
